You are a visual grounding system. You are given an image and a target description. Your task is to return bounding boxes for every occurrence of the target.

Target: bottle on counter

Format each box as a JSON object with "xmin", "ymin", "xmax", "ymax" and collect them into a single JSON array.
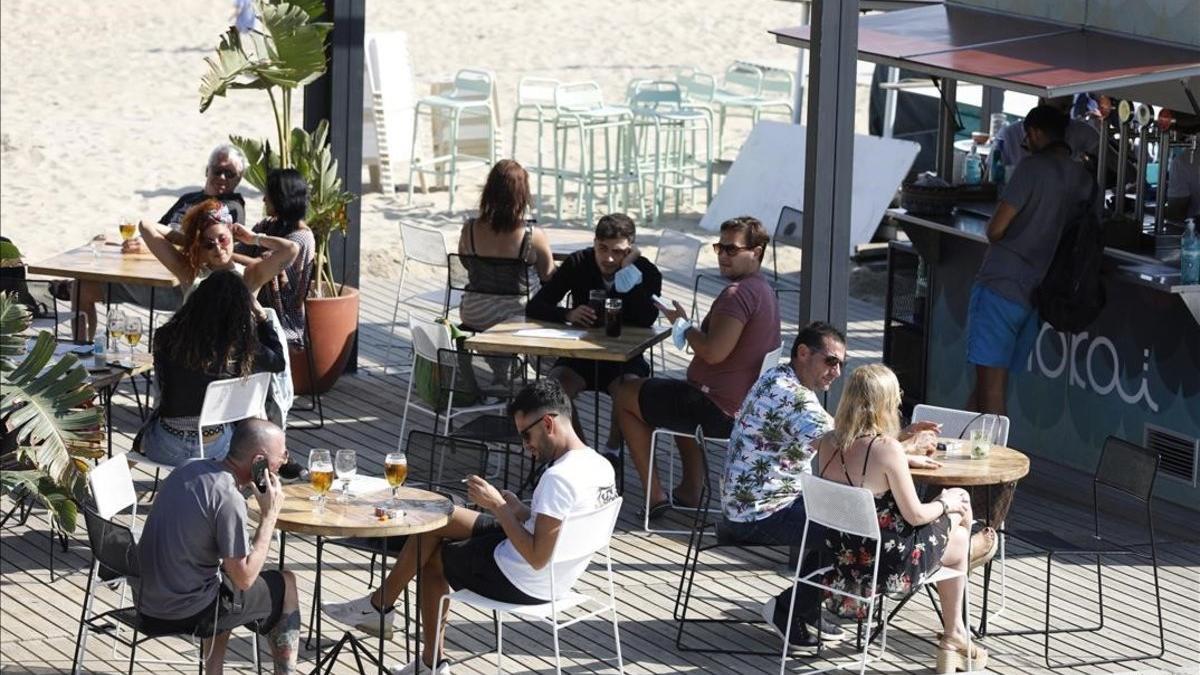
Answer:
[
  {"xmin": 1182, "ymin": 218, "xmax": 1200, "ymax": 285},
  {"xmin": 964, "ymin": 143, "xmax": 983, "ymax": 185},
  {"xmin": 990, "ymin": 138, "xmax": 1006, "ymax": 189}
]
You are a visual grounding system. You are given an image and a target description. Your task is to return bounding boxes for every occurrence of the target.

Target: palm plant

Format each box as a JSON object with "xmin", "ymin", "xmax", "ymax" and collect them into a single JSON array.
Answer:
[
  {"xmin": 199, "ymin": 0, "xmax": 355, "ymax": 296},
  {"xmin": 0, "ymin": 293, "xmax": 104, "ymax": 533}
]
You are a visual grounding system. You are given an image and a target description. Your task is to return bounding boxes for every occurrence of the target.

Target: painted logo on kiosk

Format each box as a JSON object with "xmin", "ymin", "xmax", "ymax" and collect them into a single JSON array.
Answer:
[{"xmin": 1028, "ymin": 324, "xmax": 1159, "ymax": 412}]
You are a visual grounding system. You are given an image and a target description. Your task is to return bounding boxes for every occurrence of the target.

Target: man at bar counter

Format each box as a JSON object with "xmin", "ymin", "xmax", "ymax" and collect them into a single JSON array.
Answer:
[
  {"xmin": 524, "ymin": 213, "xmax": 662, "ymax": 456},
  {"xmin": 615, "ymin": 215, "xmax": 781, "ymax": 519},
  {"xmin": 967, "ymin": 104, "xmax": 1096, "ymax": 415}
]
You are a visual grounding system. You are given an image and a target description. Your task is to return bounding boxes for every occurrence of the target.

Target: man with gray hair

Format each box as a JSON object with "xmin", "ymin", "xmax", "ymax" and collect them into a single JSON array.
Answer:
[
  {"xmin": 137, "ymin": 419, "xmax": 301, "ymax": 674},
  {"xmin": 71, "ymin": 144, "xmax": 250, "ymax": 338}
]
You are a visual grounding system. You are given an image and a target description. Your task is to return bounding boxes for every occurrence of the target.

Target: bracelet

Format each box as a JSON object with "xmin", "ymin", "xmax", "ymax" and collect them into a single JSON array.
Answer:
[
  {"xmin": 938, "ymin": 499, "xmax": 948, "ymax": 518},
  {"xmin": 253, "ymin": 233, "xmax": 263, "ymax": 247}
]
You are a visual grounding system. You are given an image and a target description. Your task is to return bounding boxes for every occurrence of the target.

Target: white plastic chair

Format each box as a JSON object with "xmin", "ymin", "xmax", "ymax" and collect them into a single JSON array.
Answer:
[
  {"xmin": 511, "ymin": 77, "xmax": 561, "ymax": 218},
  {"xmin": 642, "ymin": 344, "xmax": 783, "ymax": 534},
  {"xmin": 395, "ymin": 313, "xmax": 508, "ymax": 453},
  {"xmin": 912, "ymin": 404, "xmax": 1011, "ymax": 620},
  {"xmin": 386, "ymin": 222, "xmax": 462, "ymax": 373},
  {"xmin": 407, "ymin": 68, "xmax": 497, "ymax": 212},
  {"xmin": 125, "ymin": 372, "xmax": 272, "ymax": 475},
  {"xmin": 782, "ymin": 474, "xmax": 973, "ymax": 674},
  {"xmin": 433, "ymin": 497, "xmax": 625, "ymax": 675}
]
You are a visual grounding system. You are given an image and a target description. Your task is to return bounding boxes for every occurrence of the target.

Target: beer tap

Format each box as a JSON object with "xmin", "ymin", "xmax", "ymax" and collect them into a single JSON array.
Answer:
[
  {"xmin": 1114, "ymin": 100, "xmax": 1132, "ymax": 219},
  {"xmin": 1154, "ymin": 109, "xmax": 1174, "ymax": 236},
  {"xmin": 1133, "ymin": 103, "xmax": 1153, "ymax": 230}
]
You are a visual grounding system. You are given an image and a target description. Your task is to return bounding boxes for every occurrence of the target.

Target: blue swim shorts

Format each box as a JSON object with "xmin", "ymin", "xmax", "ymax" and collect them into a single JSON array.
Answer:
[{"xmin": 966, "ymin": 283, "xmax": 1040, "ymax": 372}]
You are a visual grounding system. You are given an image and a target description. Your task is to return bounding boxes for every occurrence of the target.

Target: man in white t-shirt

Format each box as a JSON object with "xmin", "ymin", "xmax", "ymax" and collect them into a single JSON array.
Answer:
[{"xmin": 323, "ymin": 380, "xmax": 617, "ymax": 675}]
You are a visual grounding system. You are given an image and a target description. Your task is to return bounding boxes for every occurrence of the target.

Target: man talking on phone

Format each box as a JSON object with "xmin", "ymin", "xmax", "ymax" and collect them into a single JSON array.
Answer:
[{"xmin": 137, "ymin": 419, "xmax": 301, "ymax": 674}]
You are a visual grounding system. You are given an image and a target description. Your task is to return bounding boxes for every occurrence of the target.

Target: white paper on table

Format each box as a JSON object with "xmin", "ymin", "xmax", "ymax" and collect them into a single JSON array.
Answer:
[
  {"xmin": 512, "ymin": 328, "xmax": 586, "ymax": 339},
  {"xmin": 344, "ymin": 475, "xmax": 391, "ymax": 496}
]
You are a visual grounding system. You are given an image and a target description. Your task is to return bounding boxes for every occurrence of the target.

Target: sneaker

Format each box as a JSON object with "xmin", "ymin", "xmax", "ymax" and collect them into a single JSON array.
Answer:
[
  {"xmin": 816, "ymin": 610, "xmax": 847, "ymax": 641},
  {"xmin": 391, "ymin": 659, "xmax": 451, "ymax": 675},
  {"xmin": 322, "ymin": 593, "xmax": 397, "ymax": 639},
  {"xmin": 760, "ymin": 597, "xmax": 818, "ymax": 650}
]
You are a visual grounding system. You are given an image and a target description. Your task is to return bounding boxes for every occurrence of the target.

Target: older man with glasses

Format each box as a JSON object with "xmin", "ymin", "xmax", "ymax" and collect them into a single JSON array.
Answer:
[
  {"xmin": 71, "ymin": 144, "xmax": 250, "ymax": 339},
  {"xmin": 323, "ymin": 380, "xmax": 616, "ymax": 675},
  {"xmin": 614, "ymin": 215, "xmax": 781, "ymax": 520}
]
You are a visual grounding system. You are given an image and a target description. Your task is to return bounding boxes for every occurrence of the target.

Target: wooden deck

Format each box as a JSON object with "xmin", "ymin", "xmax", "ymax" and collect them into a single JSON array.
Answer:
[{"xmin": 3, "ymin": 243, "xmax": 1198, "ymax": 674}]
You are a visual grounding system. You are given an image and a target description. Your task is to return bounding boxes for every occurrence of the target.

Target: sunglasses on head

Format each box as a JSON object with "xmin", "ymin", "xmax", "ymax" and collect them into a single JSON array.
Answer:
[
  {"xmin": 712, "ymin": 242, "xmax": 754, "ymax": 256},
  {"xmin": 201, "ymin": 233, "xmax": 231, "ymax": 251},
  {"xmin": 518, "ymin": 413, "xmax": 558, "ymax": 442}
]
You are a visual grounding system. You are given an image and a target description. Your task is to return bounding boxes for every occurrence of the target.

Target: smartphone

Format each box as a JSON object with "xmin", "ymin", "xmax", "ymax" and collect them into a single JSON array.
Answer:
[
  {"xmin": 652, "ymin": 294, "xmax": 674, "ymax": 308},
  {"xmin": 252, "ymin": 456, "xmax": 269, "ymax": 492}
]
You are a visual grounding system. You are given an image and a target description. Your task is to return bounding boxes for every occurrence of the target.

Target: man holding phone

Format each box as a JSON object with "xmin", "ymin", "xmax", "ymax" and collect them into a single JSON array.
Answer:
[{"xmin": 137, "ymin": 419, "xmax": 301, "ymax": 674}]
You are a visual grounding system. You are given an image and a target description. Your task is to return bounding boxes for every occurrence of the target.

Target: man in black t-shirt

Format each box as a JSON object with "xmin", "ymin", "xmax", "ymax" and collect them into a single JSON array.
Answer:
[
  {"xmin": 71, "ymin": 144, "xmax": 247, "ymax": 339},
  {"xmin": 525, "ymin": 214, "xmax": 662, "ymax": 454}
]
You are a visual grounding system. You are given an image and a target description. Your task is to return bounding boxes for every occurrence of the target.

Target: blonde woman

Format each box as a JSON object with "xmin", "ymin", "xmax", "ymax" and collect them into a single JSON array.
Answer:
[{"xmin": 813, "ymin": 364, "xmax": 989, "ymax": 672}]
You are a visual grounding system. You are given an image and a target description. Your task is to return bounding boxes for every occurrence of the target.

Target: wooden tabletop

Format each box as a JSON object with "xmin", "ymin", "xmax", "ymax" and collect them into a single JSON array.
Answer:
[
  {"xmin": 28, "ymin": 243, "xmax": 178, "ymax": 288},
  {"xmin": 909, "ymin": 442, "xmax": 1030, "ymax": 486},
  {"xmin": 464, "ymin": 317, "xmax": 670, "ymax": 362},
  {"xmin": 251, "ymin": 483, "xmax": 453, "ymax": 538},
  {"xmin": 88, "ymin": 351, "xmax": 154, "ymax": 390}
]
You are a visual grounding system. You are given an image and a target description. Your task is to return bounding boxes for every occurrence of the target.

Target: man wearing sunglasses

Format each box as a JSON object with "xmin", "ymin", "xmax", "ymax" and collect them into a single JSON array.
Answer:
[
  {"xmin": 719, "ymin": 322, "xmax": 945, "ymax": 648},
  {"xmin": 323, "ymin": 381, "xmax": 617, "ymax": 674},
  {"xmin": 525, "ymin": 213, "xmax": 662, "ymax": 455},
  {"xmin": 615, "ymin": 215, "xmax": 781, "ymax": 520},
  {"xmin": 71, "ymin": 144, "xmax": 250, "ymax": 338}
]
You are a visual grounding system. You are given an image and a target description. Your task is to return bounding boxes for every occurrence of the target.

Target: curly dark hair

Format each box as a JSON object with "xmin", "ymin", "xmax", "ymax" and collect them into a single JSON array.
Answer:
[
  {"xmin": 478, "ymin": 159, "xmax": 530, "ymax": 234},
  {"xmin": 154, "ymin": 270, "xmax": 260, "ymax": 376}
]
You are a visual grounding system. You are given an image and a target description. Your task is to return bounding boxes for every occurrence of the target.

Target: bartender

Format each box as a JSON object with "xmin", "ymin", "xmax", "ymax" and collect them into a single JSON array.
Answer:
[{"xmin": 996, "ymin": 95, "xmax": 1099, "ymax": 169}]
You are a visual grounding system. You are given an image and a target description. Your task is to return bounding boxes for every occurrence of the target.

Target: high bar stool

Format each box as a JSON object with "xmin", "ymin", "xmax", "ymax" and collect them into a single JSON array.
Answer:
[
  {"xmin": 511, "ymin": 77, "xmax": 561, "ymax": 220},
  {"xmin": 627, "ymin": 80, "xmax": 713, "ymax": 224},
  {"xmin": 552, "ymin": 81, "xmax": 644, "ymax": 225},
  {"xmin": 407, "ymin": 68, "xmax": 497, "ymax": 212}
]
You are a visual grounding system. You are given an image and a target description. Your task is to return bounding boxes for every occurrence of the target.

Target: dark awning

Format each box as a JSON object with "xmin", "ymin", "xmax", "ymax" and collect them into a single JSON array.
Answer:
[{"xmin": 772, "ymin": 4, "xmax": 1200, "ymax": 103}]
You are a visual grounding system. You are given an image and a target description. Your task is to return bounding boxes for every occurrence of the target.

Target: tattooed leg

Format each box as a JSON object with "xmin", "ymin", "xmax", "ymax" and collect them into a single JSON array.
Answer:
[{"xmin": 268, "ymin": 609, "xmax": 300, "ymax": 674}]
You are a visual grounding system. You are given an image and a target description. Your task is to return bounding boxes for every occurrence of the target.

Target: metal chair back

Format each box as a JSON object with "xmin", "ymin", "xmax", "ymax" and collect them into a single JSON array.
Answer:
[
  {"xmin": 81, "ymin": 506, "xmax": 140, "ymax": 580},
  {"xmin": 676, "ymin": 68, "xmax": 716, "ymax": 103},
  {"xmin": 399, "ymin": 221, "xmax": 451, "ymax": 267},
  {"xmin": 629, "ymin": 80, "xmax": 685, "ymax": 114},
  {"xmin": 196, "ymin": 373, "xmax": 271, "ymax": 457},
  {"xmin": 554, "ymin": 81, "xmax": 605, "ymax": 113},
  {"xmin": 452, "ymin": 68, "xmax": 493, "ymax": 99},
  {"xmin": 759, "ymin": 69, "xmax": 794, "ymax": 101},
  {"xmin": 447, "ymin": 253, "xmax": 535, "ymax": 301},
  {"xmin": 1095, "ymin": 436, "xmax": 1159, "ymax": 502},
  {"xmin": 516, "ymin": 76, "xmax": 560, "ymax": 108},
  {"xmin": 800, "ymin": 473, "xmax": 881, "ymax": 540},
  {"xmin": 408, "ymin": 313, "xmax": 453, "ymax": 364},
  {"xmin": 912, "ymin": 404, "xmax": 1011, "ymax": 446},
  {"xmin": 722, "ymin": 63, "xmax": 763, "ymax": 97},
  {"xmin": 653, "ymin": 230, "xmax": 702, "ymax": 287},
  {"xmin": 549, "ymin": 497, "xmax": 623, "ymax": 568}
]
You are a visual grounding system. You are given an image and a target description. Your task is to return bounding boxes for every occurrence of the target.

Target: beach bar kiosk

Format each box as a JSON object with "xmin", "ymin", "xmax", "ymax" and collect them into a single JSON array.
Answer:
[{"xmin": 774, "ymin": 1, "xmax": 1200, "ymax": 513}]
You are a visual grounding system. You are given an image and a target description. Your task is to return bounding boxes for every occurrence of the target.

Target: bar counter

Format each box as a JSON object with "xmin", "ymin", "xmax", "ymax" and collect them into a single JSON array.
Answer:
[{"xmin": 886, "ymin": 204, "xmax": 1200, "ymax": 511}]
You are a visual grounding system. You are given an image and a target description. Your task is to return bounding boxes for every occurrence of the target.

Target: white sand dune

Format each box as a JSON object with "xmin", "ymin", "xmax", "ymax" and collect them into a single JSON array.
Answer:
[{"xmin": 2, "ymin": 0, "xmax": 867, "ymax": 279}]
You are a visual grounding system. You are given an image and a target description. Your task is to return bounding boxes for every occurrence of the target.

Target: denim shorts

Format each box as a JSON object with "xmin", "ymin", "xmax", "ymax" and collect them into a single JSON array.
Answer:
[
  {"xmin": 140, "ymin": 419, "xmax": 233, "ymax": 467},
  {"xmin": 966, "ymin": 283, "xmax": 1040, "ymax": 372}
]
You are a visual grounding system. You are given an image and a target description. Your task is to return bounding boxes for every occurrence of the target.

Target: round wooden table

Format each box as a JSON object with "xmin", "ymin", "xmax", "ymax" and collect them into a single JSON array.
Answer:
[
  {"xmin": 908, "ymin": 443, "xmax": 1030, "ymax": 487},
  {"xmin": 254, "ymin": 481, "xmax": 453, "ymax": 675}
]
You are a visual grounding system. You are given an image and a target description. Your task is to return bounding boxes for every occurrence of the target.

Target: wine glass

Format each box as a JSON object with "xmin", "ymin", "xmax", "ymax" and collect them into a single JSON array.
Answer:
[
  {"xmin": 124, "ymin": 317, "xmax": 143, "ymax": 365},
  {"xmin": 308, "ymin": 449, "xmax": 333, "ymax": 514},
  {"xmin": 118, "ymin": 218, "xmax": 136, "ymax": 242},
  {"xmin": 384, "ymin": 451, "xmax": 407, "ymax": 505},
  {"xmin": 335, "ymin": 449, "xmax": 357, "ymax": 503},
  {"xmin": 106, "ymin": 313, "xmax": 126, "ymax": 360}
]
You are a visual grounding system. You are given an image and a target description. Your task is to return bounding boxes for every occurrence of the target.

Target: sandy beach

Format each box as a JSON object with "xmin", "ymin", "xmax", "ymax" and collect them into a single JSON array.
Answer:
[{"xmin": 2, "ymin": 0, "xmax": 871, "ymax": 280}]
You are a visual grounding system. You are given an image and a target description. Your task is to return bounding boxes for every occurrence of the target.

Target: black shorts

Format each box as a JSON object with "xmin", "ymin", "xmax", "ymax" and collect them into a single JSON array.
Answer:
[
  {"xmin": 139, "ymin": 570, "xmax": 287, "ymax": 637},
  {"xmin": 440, "ymin": 515, "xmax": 544, "ymax": 606},
  {"xmin": 553, "ymin": 356, "xmax": 650, "ymax": 392},
  {"xmin": 637, "ymin": 378, "xmax": 734, "ymax": 438}
]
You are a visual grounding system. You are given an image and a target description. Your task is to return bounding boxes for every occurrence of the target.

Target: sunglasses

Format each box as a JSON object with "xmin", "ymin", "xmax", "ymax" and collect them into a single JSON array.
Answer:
[
  {"xmin": 211, "ymin": 168, "xmax": 240, "ymax": 181},
  {"xmin": 518, "ymin": 413, "xmax": 558, "ymax": 442},
  {"xmin": 712, "ymin": 243, "xmax": 754, "ymax": 256},
  {"xmin": 201, "ymin": 233, "xmax": 231, "ymax": 251},
  {"xmin": 816, "ymin": 349, "xmax": 845, "ymax": 369}
]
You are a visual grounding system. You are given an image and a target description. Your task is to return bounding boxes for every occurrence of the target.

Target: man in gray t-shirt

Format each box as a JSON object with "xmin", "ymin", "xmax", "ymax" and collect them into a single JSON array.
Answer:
[
  {"xmin": 968, "ymin": 104, "xmax": 1095, "ymax": 416},
  {"xmin": 137, "ymin": 419, "xmax": 300, "ymax": 673}
]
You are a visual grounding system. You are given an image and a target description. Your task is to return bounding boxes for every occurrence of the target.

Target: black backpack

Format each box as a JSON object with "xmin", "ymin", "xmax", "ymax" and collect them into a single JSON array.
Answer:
[{"xmin": 1032, "ymin": 178, "xmax": 1105, "ymax": 333}]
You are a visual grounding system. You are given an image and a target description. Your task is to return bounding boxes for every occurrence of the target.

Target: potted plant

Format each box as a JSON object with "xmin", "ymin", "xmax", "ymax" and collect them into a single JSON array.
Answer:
[
  {"xmin": 199, "ymin": 0, "xmax": 358, "ymax": 393},
  {"xmin": 0, "ymin": 293, "xmax": 104, "ymax": 536}
]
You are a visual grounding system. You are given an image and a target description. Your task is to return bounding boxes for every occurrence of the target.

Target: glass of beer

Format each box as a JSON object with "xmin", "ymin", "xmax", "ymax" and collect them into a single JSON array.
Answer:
[
  {"xmin": 605, "ymin": 298, "xmax": 623, "ymax": 338},
  {"xmin": 385, "ymin": 451, "xmax": 408, "ymax": 505},
  {"xmin": 118, "ymin": 219, "xmax": 137, "ymax": 241},
  {"xmin": 107, "ymin": 313, "xmax": 125, "ymax": 359},
  {"xmin": 335, "ymin": 449, "xmax": 357, "ymax": 503},
  {"xmin": 588, "ymin": 290, "xmax": 607, "ymax": 328},
  {"xmin": 124, "ymin": 317, "xmax": 143, "ymax": 365},
  {"xmin": 308, "ymin": 448, "xmax": 334, "ymax": 514}
]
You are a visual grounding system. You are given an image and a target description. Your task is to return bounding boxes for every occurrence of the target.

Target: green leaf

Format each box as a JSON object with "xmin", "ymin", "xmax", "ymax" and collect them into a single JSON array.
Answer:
[
  {"xmin": 255, "ymin": 2, "xmax": 331, "ymax": 90},
  {"xmin": 199, "ymin": 27, "xmax": 254, "ymax": 113},
  {"xmin": 0, "ymin": 293, "xmax": 32, "ymax": 372},
  {"xmin": 229, "ymin": 135, "xmax": 275, "ymax": 193},
  {"xmin": 0, "ymin": 470, "xmax": 79, "ymax": 533}
]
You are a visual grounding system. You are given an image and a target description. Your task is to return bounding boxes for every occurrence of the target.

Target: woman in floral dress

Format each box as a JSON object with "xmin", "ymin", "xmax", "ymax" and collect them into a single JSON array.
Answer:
[{"xmin": 812, "ymin": 364, "xmax": 987, "ymax": 672}]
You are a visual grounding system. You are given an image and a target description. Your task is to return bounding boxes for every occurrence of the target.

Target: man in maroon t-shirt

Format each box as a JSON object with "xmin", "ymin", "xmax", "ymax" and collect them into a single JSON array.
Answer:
[{"xmin": 614, "ymin": 216, "xmax": 781, "ymax": 518}]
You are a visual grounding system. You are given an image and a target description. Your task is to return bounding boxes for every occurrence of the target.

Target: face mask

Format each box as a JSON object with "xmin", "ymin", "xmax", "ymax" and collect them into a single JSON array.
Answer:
[
  {"xmin": 672, "ymin": 317, "xmax": 692, "ymax": 350},
  {"xmin": 614, "ymin": 265, "xmax": 642, "ymax": 293}
]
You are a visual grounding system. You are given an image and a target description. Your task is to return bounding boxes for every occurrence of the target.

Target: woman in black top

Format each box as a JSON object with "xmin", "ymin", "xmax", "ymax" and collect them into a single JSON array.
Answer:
[{"xmin": 139, "ymin": 270, "xmax": 286, "ymax": 466}]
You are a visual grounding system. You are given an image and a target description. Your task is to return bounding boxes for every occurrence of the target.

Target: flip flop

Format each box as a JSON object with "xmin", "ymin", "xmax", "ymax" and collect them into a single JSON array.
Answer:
[{"xmin": 641, "ymin": 499, "xmax": 672, "ymax": 521}]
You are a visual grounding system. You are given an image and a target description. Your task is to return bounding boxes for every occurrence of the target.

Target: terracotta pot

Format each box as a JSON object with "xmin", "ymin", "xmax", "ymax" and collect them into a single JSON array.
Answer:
[{"xmin": 292, "ymin": 286, "xmax": 359, "ymax": 395}]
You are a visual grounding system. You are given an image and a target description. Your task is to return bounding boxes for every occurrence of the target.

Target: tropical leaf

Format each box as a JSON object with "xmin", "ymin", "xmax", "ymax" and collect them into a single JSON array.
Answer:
[
  {"xmin": 0, "ymin": 295, "xmax": 31, "ymax": 372},
  {"xmin": 229, "ymin": 134, "xmax": 279, "ymax": 192},
  {"xmin": 255, "ymin": 2, "xmax": 331, "ymax": 91},
  {"xmin": 0, "ymin": 469, "xmax": 79, "ymax": 534},
  {"xmin": 199, "ymin": 27, "xmax": 256, "ymax": 113},
  {"xmin": 270, "ymin": 0, "xmax": 326, "ymax": 20}
]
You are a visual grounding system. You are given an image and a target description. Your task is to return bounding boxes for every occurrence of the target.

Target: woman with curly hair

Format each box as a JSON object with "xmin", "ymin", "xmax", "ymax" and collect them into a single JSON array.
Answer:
[
  {"xmin": 139, "ymin": 197, "xmax": 299, "ymax": 301},
  {"xmin": 138, "ymin": 270, "xmax": 286, "ymax": 466},
  {"xmin": 456, "ymin": 159, "xmax": 555, "ymax": 331},
  {"xmin": 813, "ymin": 364, "xmax": 989, "ymax": 672}
]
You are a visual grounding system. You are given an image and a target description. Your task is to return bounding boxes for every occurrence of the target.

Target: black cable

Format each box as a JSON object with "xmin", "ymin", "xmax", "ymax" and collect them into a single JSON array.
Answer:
[{"xmin": 957, "ymin": 411, "xmax": 989, "ymax": 439}]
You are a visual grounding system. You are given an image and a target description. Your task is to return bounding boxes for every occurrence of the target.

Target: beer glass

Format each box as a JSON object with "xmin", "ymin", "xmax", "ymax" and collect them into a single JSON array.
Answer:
[
  {"xmin": 587, "ymin": 290, "xmax": 607, "ymax": 327},
  {"xmin": 335, "ymin": 449, "xmax": 357, "ymax": 503},
  {"xmin": 308, "ymin": 449, "xmax": 334, "ymax": 513},
  {"xmin": 385, "ymin": 451, "xmax": 408, "ymax": 505},
  {"xmin": 605, "ymin": 298, "xmax": 623, "ymax": 337}
]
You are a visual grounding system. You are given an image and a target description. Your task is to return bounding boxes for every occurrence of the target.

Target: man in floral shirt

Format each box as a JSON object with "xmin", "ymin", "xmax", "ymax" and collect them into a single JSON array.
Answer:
[{"xmin": 718, "ymin": 322, "xmax": 941, "ymax": 649}]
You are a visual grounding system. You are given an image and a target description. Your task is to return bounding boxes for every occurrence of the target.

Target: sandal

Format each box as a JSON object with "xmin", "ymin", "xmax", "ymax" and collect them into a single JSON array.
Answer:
[
  {"xmin": 935, "ymin": 640, "xmax": 988, "ymax": 672},
  {"xmin": 671, "ymin": 487, "xmax": 700, "ymax": 510},
  {"xmin": 641, "ymin": 499, "xmax": 672, "ymax": 521},
  {"xmin": 969, "ymin": 527, "xmax": 999, "ymax": 571}
]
